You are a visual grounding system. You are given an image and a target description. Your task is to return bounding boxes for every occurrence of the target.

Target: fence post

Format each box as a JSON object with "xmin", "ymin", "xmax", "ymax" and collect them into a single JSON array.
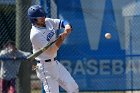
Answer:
[{"xmin": 16, "ymin": 0, "xmax": 32, "ymax": 93}]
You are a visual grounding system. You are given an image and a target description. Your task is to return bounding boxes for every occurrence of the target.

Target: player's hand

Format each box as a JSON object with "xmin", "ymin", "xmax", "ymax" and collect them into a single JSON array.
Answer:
[
  {"xmin": 65, "ymin": 24, "xmax": 72, "ymax": 34},
  {"xmin": 59, "ymin": 24, "xmax": 72, "ymax": 40},
  {"xmin": 59, "ymin": 31, "xmax": 69, "ymax": 40}
]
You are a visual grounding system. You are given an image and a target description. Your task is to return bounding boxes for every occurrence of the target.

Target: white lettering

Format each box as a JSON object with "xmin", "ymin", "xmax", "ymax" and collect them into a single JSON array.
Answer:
[
  {"xmin": 87, "ymin": 59, "xmax": 98, "ymax": 75},
  {"xmin": 100, "ymin": 60, "xmax": 111, "ymax": 75},
  {"xmin": 112, "ymin": 60, "xmax": 123, "ymax": 75},
  {"xmin": 60, "ymin": 59, "xmax": 140, "ymax": 76},
  {"xmin": 73, "ymin": 60, "xmax": 86, "ymax": 75}
]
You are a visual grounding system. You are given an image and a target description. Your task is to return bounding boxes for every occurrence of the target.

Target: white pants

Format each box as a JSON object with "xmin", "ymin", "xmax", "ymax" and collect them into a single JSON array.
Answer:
[{"xmin": 36, "ymin": 60, "xmax": 79, "ymax": 93}]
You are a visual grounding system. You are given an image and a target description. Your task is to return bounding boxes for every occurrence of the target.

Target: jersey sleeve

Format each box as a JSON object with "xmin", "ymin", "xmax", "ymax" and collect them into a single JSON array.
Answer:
[
  {"xmin": 45, "ymin": 18, "xmax": 62, "ymax": 30},
  {"xmin": 45, "ymin": 18, "xmax": 71, "ymax": 30}
]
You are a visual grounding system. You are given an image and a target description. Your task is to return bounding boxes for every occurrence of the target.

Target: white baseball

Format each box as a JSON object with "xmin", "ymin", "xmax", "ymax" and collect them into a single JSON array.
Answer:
[{"xmin": 105, "ymin": 33, "xmax": 111, "ymax": 39}]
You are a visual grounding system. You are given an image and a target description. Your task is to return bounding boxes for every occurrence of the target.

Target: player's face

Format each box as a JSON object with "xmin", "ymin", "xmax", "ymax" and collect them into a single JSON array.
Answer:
[{"xmin": 36, "ymin": 17, "xmax": 45, "ymax": 27}]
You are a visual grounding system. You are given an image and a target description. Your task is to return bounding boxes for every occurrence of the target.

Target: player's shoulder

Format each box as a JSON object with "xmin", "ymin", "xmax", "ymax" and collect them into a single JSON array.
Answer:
[
  {"xmin": 45, "ymin": 18, "xmax": 53, "ymax": 21},
  {"xmin": 31, "ymin": 25, "xmax": 39, "ymax": 32},
  {"xmin": 45, "ymin": 18, "xmax": 60, "ymax": 23},
  {"xmin": 45, "ymin": 18, "xmax": 54, "ymax": 23}
]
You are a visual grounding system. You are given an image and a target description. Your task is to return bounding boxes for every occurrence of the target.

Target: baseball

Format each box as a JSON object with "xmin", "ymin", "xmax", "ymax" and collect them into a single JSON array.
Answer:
[{"xmin": 105, "ymin": 33, "xmax": 111, "ymax": 39}]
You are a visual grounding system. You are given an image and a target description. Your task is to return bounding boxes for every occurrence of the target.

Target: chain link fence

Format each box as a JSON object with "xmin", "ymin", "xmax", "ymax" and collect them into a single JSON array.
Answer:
[
  {"xmin": 1, "ymin": 0, "xmax": 140, "ymax": 93},
  {"xmin": 0, "ymin": 4, "xmax": 15, "ymax": 49}
]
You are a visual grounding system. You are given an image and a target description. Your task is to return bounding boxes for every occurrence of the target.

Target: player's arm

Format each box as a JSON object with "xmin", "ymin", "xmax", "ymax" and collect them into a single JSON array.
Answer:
[
  {"xmin": 53, "ymin": 20, "xmax": 72, "ymax": 48},
  {"xmin": 55, "ymin": 30, "xmax": 69, "ymax": 48},
  {"xmin": 54, "ymin": 20, "xmax": 72, "ymax": 49},
  {"xmin": 45, "ymin": 18, "xmax": 72, "ymax": 52}
]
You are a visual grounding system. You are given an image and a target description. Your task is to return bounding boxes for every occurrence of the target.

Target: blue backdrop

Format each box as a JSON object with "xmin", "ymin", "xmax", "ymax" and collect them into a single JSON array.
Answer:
[{"xmin": 57, "ymin": 0, "xmax": 140, "ymax": 91}]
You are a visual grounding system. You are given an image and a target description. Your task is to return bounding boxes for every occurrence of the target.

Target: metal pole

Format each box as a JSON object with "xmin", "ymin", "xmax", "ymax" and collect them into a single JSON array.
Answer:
[{"xmin": 16, "ymin": 0, "xmax": 32, "ymax": 93}]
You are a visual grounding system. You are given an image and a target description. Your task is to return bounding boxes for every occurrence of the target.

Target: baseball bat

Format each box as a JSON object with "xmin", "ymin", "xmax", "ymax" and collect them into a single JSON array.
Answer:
[{"xmin": 27, "ymin": 36, "xmax": 60, "ymax": 62}]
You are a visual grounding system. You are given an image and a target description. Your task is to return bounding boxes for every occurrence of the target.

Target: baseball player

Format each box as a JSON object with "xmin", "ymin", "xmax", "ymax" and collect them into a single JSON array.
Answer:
[{"xmin": 28, "ymin": 5, "xmax": 79, "ymax": 93}]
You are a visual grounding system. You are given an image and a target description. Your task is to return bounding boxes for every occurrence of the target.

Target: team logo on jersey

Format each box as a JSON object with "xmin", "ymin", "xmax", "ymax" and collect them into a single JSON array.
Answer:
[{"xmin": 47, "ymin": 29, "xmax": 55, "ymax": 41}]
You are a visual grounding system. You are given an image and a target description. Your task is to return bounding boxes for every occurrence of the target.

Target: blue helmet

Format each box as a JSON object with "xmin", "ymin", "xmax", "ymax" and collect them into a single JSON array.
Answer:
[{"xmin": 28, "ymin": 5, "xmax": 46, "ymax": 23}]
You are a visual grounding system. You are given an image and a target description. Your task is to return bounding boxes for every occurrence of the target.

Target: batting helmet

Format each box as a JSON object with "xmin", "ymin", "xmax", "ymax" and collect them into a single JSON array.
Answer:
[{"xmin": 28, "ymin": 5, "xmax": 46, "ymax": 24}]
